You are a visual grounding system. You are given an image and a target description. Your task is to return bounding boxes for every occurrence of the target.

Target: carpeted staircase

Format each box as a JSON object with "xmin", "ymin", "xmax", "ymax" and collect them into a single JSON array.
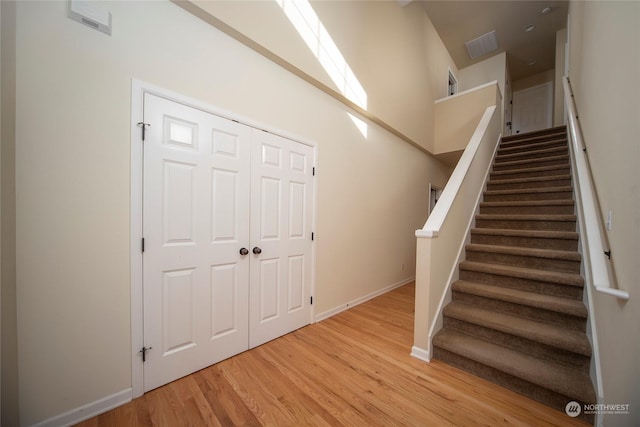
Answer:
[{"xmin": 433, "ymin": 126, "xmax": 596, "ymax": 423}]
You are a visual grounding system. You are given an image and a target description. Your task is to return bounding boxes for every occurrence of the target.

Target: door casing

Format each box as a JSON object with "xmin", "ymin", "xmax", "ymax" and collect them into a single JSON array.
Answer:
[{"xmin": 130, "ymin": 79, "xmax": 318, "ymax": 398}]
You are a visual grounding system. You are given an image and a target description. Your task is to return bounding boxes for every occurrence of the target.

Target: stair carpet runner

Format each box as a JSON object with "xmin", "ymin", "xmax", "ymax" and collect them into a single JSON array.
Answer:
[{"xmin": 433, "ymin": 126, "xmax": 596, "ymax": 423}]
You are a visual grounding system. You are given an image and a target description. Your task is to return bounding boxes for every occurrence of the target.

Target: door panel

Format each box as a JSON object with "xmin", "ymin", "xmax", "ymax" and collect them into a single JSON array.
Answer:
[
  {"xmin": 249, "ymin": 130, "xmax": 314, "ymax": 348},
  {"xmin": 512, "ymin": 82, "xmax": 552, "ymax": 134},
  {"xmin": 143, "ymin": 94, "xmax": 251, "ymax": 392}
]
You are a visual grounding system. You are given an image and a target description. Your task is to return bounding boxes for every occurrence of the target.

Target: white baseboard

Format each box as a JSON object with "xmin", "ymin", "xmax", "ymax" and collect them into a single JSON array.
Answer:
[
  {"xmin": 314, "ymin": 277, "xmax": 414, "ymax": 322},
  {"xmin": 411, "ymin": 345, "xmax": 431, "ymax": 363},
  {"xmin": 32, "ymin": 388, "xmax": 132, "ymax": 427}
]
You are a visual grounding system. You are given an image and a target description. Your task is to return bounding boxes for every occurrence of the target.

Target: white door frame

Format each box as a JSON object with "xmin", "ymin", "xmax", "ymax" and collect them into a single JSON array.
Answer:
[{"xmin": 130, "ymin": 79, "xmax": 318, "ymax": 398}]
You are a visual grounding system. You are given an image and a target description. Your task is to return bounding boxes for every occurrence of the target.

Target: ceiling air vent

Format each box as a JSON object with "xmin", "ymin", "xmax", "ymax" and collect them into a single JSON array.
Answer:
[{"xmin": 465, "ymin": 30, "xmax": 498, "ymax": 59}]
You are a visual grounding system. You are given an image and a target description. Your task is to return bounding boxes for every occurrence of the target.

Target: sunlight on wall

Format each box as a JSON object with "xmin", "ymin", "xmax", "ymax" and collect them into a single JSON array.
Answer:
[{"xmin": 275, "ymin": 0, "xmax": 369, "ymax": 137}]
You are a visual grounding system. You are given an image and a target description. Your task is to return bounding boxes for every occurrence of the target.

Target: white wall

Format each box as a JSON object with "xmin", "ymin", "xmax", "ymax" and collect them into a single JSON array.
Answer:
[
  {"xmin": 457, "ymin": 52, "xmax": 507, "ymax": 132},
  {"xmin": 458, "ymin": 52, "xmax": 507, "ymax": 97},
  {"xmin": 512, "ymin": 69, "xmax": 555, "ymax": 92},
  {"xmin": 567, "ymin": 1, "xmax": 639, "ymax": 425},
  {"xmin": 13, "ymin": 1, "xmax": 452, "ymax": 424},
  {"xmin": 187, "ymin": 0, "xmax": 458, "ymax": 153}
]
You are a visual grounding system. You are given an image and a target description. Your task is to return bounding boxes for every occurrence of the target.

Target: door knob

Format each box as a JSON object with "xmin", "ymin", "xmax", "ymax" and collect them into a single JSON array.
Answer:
[
  {"xmin": 252, "ymin": 247, "xmax": 262, "ymax": 255},
  {"xmin": 239, "ymin": 248, "xmax": 249, "ymax": 256}
]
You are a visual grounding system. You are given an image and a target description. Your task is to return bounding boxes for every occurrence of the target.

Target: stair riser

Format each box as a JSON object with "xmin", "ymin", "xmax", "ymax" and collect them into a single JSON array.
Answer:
[
  {"xmin": 459, "ymin": 269, "xmax": 584, "ymax": 299},
  {"xmin": 451, "ymin": 291, "xmax": 587, "ymax": 332},
  {"xmin": 495, "ymin": 148, "xmax": 568, "ymax": 163},
  {"xmin": 493, "ymin": 158, "xmax": 570, "ymax": 171},
  {"xmin": 432, "ymin": 347, "xmax": 594, "ymax": 424},
  {"xmin": 470, "ymin": 233, "xmax": 578, "ymax": 251},
  {"xmin": 491, "ymin": 166, "xmax": 571, "ymax": 180},
  {"xmin": 465, "ymin": 250, "xmax": 581, "ymax": 274},
  {"xmin": 443, "ymin": 316, "xmax": 590, "ymax": 370},
  {"xmin": 498, "ymin": 140, "xmax": 567, "ymax": 156},
  {"xmin": 479, "ymin": 204, "xmax": 574, "ymax": 215},
  {"xmin": 487, "ymin": 178, "xmax": 572, "ymax": 191},
  {"xmin": 475, "ymin": 218, "xmax": 576, "ymax": 232},
  {"xmin": 483, "ymin": 191, "xmax": 573, "ymax": 202}
]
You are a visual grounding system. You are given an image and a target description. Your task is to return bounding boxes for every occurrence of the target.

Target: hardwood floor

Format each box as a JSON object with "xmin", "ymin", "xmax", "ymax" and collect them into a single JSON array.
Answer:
[{"xmin": 76, "ymin": 283, "xmax": 589, "ymax": 426}]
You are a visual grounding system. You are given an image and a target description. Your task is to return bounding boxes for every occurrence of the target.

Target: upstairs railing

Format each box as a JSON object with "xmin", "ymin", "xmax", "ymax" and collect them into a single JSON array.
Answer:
[{"xmin": 562, "ymin": 76, "xmax": 629, "ymax": 300}]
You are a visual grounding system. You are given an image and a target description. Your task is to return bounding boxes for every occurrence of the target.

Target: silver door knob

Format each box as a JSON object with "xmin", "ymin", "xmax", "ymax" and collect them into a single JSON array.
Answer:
[{"xmin": 252, "ymin": 247, "xmax": 262, "ymax": 255}]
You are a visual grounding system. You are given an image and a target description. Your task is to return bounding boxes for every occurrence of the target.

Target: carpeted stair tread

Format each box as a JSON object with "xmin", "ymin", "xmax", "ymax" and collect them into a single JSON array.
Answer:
[
  {"xmin": 487, "ymin": 175, "xmax": 572, "ymax": 187},
  {"xmin": 483, "ymin": 186, "xmax": 573, "ymax": 197},
  {"xmin": 492, "ymin": 154, "xmax": 569, "ymax": 169},
  {"xmin": 497, "ymin": 139, "xmax": 568, "ymax": 155},
  {"xmin": 490, "ymin": 164, "xmax": 570, "ymax": 179},
  {"xmin": 476, "ymin": 214, "xmax": 576, "ymax": 227},
  {"xmin": 465, "ymin": 243, "xmax": 581, "ymax": 263},
  {"xmin": 459, "ymin": 260, "xmax": 584, "ymax": 287},
  {"xmin": 470, "ymin": 228, "xmax": 579, "ymax": 251},
  {"xmin": 452, "ymin": 280, "xmax": 588, "ymax": 318},
  {"xmin": 470, "ymin": 228, "xmax": 578, "ymax": 240},
  {"xmin": 480, "ymin": 199, "xmax": 575, "ymax": 215},
  {"xmin": 494, "ymin": 146, "xmax": 568, "ymax": 162},
  {"xmin": 442, "ymin": 302, "xmax": 592, "ymax": 356},
  {"xmin": 480, "ymin": 199, "xmax": 574, "ymax": 209},
  {"xmin": 433, "ymin": 329, "xmax": 596, "ymax": 403}
]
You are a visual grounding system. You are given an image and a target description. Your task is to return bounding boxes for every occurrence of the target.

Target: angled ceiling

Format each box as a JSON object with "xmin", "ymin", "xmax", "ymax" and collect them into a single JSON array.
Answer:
[{"xmin": 418, "ymin": 1, "xmax": 568, "ymax": 81}]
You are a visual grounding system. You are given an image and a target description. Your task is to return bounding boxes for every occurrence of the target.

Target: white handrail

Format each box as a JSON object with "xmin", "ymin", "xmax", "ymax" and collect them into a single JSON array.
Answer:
[{"xmin": 562, "ymin": 76, "xmax": 629, "ymax": 300}]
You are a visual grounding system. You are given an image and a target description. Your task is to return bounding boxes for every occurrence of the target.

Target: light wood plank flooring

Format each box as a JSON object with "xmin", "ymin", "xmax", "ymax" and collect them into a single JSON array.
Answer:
[{"xmin": 76, "ymin": 283, "xmax": 589, "ymax": 426}]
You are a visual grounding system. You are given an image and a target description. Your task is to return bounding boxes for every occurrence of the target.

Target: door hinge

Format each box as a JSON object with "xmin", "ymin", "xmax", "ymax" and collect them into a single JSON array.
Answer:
[
  {"xmin": 141, "ymin": 237, "xmax": 145, "ymax": 253},
  {"xmin": 310, "ymin": 296, "xmax": 313, "ymax": 305},
  {"xmin": 137, "ymin": 122, "xmax": 151, "ymax": 141},
  {"xmin": 312, "ymin": 167, "xmax": 316, "ymax": 176},
  {"xmin": 139, "ymin": 346, "xmax": 152, "ymax": 362},
  {"xmin": 311, "ymin": 232, "xmax": 314, "ymax": 241}
]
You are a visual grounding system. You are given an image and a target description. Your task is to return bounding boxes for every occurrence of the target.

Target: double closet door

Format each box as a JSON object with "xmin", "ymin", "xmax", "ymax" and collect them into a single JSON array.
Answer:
[{"xmin": 142, "ymin": 94, "xmax": 314, "ymax": 392}]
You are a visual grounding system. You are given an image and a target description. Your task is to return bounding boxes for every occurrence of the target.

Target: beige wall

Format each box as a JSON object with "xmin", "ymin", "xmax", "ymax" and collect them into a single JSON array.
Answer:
[
  {"xmin": 1, "ymin": 1, "xmax": 19, "ymax": 425},
  {"xmin": 512, "ymin": 69, "xmax": 555, "ymax": 92},
  {"xmin": 568, "ymin": 1, "xmax": 639, "ymax": 425},
  {"xmin": 13, "ymin": 1, "xmax": 452, "ymax": 424},
  {"xmin": 434, "ymin": 82, "xmax": 501, "ymax": 154},
  {"xmin": 457, "ymin": 53, "xmax": 507, "ymax": 133},
  {"xmin": 458, "ymin": 52, "xmax": 507, "ymax": 97},
  {"xmin": 189, "ymin": 0, "xmax": 458, "ymax": 153}
]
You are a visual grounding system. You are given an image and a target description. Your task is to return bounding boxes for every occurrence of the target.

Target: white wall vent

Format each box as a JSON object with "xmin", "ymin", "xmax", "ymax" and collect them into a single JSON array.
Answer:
[
  {"xmin": 465, "ymin": 30, "xmax": 498, "ymax": 59},
  {"xmin": 69, "ymin": 0, "xmax": 112, "ymax": 35}
]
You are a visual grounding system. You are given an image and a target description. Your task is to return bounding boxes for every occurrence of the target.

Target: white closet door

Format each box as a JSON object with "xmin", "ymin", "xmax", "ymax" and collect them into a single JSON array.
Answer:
[
  {"xmin": 142, "ymin": 94, "xmax": 251, "ymax": 392},
  {"xmin": 512, "ymin": 82, "xmax": 553, "ymax": 134},
  {"xmin": 249, "ymin": 130, "xmax": 314, "ymax": 348}
]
